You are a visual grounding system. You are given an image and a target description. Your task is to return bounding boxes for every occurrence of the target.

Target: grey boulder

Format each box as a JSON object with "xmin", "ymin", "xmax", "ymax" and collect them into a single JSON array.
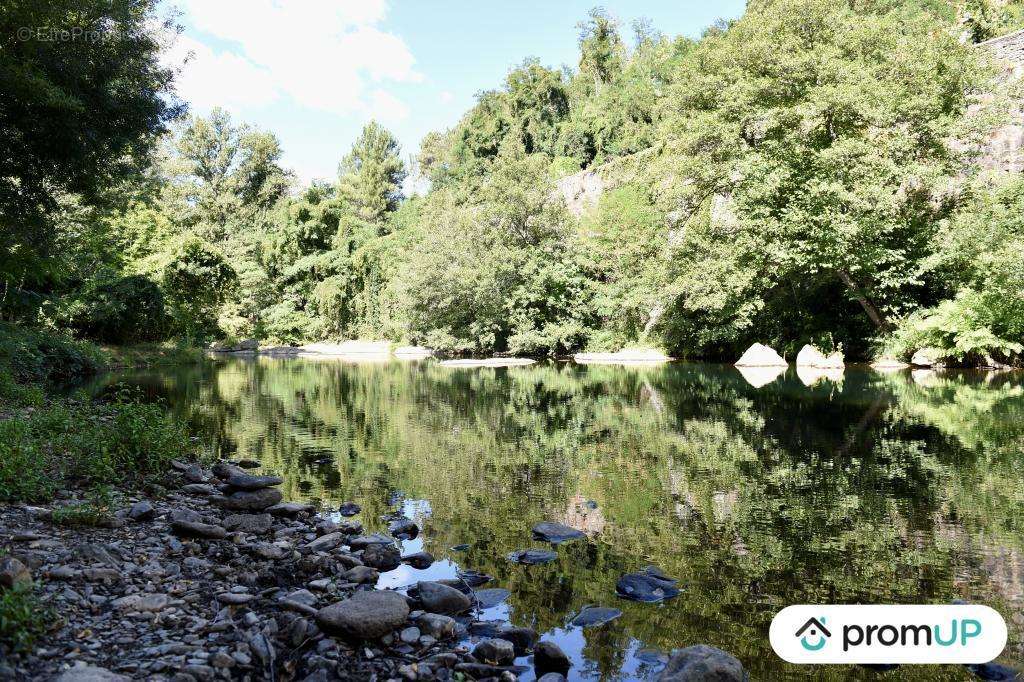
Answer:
[
  {"xmin": 657, "ymin": 645, "xmax": 747, "ymax": 681},
  {"xmin": 417, "ymin": 581, "xmax": 472, "ymax": 614},
  {"xmin": 316, "ymin": 590, "xmax": 410, "ymax": 639}
]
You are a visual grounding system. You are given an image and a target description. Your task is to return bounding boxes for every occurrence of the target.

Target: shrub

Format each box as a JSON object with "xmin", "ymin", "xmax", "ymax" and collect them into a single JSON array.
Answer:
[
  {"xmin": 61, "ymin": 275, "xmax": 168, "ymax": 344},
  {"xmin": 882, "ymin": 290, "xmax": 1024, "ymax": 365},
  {"xmin": 0, "ymin": 582, "xmax": 52, "ymax": 653},
  {"xmin": 0, "ymin": 323, "xmax": 106, "ymax": 384}
]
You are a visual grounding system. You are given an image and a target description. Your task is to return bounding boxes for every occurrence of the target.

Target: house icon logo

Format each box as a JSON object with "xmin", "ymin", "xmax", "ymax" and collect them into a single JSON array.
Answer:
[{"xmin": 795, "ymin": 616, "xmax": 831, "ymax": 651}]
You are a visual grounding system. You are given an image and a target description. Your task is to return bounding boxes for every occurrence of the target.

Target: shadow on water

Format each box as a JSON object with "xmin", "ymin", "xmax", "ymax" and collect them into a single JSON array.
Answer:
[{"xmin": 82, "ymin": 358, "xmax": 1024, "ymax": 680}]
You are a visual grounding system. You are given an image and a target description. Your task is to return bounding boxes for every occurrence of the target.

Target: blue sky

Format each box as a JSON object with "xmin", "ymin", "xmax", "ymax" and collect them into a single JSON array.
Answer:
[{"xmin": 164, "ymin": 1, "xmax": 746, "ymax": 185}]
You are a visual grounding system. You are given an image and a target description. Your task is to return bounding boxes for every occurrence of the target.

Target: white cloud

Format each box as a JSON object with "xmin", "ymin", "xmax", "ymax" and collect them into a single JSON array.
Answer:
[
  {"xmin": 367, "ymin": 89, "xmax": 410, "ymax": 125},
  {"xmin": 439, "ymin": 90, "xmax": 454, "ymax": 104},
  {"xmin": 166, "ymin": 0, "xmax": 419, "ymax": 116}
]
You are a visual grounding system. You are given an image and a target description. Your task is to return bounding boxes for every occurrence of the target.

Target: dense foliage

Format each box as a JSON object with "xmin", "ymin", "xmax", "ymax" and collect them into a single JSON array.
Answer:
[{"xmin": 2, "ymin": 0, "xmax": 1022, "ymax": 363}]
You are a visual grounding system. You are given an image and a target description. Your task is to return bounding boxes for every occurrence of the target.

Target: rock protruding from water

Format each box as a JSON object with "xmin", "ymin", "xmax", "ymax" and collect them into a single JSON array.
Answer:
[
  {"xmin": 507, "ymin": 549, "xmax": 558, "ymax": 565},
  {"xmin": 535, "ymin": 640, "xmax": 571, "ymax": 676},
  {"xmin": 216, "ymin": 488, "xmax": 283, "ymax": 512},
  {"xmin": 338, "ymin": 502, "xmax": 361, "ymax": 516},
  {"xmin": 657, "ymin": 645, "xmax": 747, "ymax": 681},
  {"xmin": 734, "ymin": 343, "xmax": 787, "ymax": 367},
  {"xmin": 225, "ymin": 473, "xmax": 284, "ymax": 491},
  {"xmin": 795, "ymin": 344, "xmax": 844, "ymax": 369},
  {"xmin": 570, "ymin": 606, "xmax": 622, "ymax": 627},
  {"xmin": 316, "ymin": 590, "xmax": 410, "ymax": 639},
  {"xmin": 388, "ymin": 517, "xmax": 419, "ymax": 540},
  {"xmin": 616, "ymin": 567, "xmax": 680, "ymax": 603},
  {"xmin": 473, "ymin": 638, "xmax": 516, "ymax": 666},
  {"xmin": 532, "ymin": 521, "xmax": 585, "ymax": 544},
  {"xmin": 362, "ymin": 543, "xmax": 401, "ymax": 571},
  {"xmin": 416, "ymin": 581, "xmax": 472, "ymax": 614}
]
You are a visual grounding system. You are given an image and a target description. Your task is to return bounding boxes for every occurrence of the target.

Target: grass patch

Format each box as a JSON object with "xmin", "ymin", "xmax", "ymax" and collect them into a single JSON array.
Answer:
[
  {"xmin": 51, "ymin": 485, "xmax": 120, "ymax": 527},
  {"xmin": 0, "ymin": 583, "xmax": 53, "ymax": 653},
  {"xmin": 0, "ymin": 388, "xmax": 193, "ymax": 503},
  {"xmin": 100, "ymin": 341, "xmax": 205, "ymax": 369}
]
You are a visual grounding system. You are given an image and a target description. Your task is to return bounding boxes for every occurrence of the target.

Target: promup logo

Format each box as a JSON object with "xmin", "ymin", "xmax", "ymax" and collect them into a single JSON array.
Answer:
[
  {"xmin": 795, "ymin": 617, "xmax": 830, "ymax": 651},
  {"xmin": 770, "ymin": 605, "xmax": 1007, "ymax": 664}
]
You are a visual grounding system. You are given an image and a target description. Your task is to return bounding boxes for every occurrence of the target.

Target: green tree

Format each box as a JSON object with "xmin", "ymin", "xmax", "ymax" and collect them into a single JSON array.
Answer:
[
  {"xmin": 338, "ymin": 121, "xmax": 406, "ymax": 223},
  {"xmin": 654, "ymin": 0, "xmax": 986, "ymax": 342},
  {"xmin": 0, "ymin": 0, "xmax": 179, "ymax": 311}
]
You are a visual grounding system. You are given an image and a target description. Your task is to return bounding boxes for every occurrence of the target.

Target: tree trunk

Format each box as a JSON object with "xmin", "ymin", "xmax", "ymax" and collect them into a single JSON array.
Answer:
[{"xmin": 836, "ymin": 269, "xmax": 892, "ymax": 332}]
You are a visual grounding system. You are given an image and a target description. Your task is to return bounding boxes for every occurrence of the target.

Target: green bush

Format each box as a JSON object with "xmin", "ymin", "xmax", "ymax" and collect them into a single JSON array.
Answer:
[
  {"xmin": 0, "ymin": 389, "xmax": 191, "ymax": 503},
  {"xmin": 61, "ymin": 275, "xmax": 168, "ymax": 344},
  {"xmin": 0, "ymin": 323, "xmax": 106, "ymax": 384},
  {"xmin": 882, "ymin": 290, "xmax": 1023, "ymax": 365},
  {"xmin": 0, "ymin": 583, "xmax": 52, "ymax": 653}
]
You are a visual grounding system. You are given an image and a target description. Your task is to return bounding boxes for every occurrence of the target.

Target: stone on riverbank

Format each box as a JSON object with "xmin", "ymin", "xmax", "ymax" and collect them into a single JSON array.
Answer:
[
  {"xmin": 734, "ymin": 343, "xmax": 787, "ymax": 367},
  {"xmin": 911, "ymin": 347, "xmax": 946, "ymax": 368},
  {"xmin": 316, "ymin": 590, "xmax": 410, "ymax": 639},
  {"xmin": 657, "ymin": 645, "xmax": 747, "ymax": 681},
  {"xmin": 225, "ymin": 473, "xmax": 283, "ymax": 491},
  {"xmin": 388, "ymin": 516, "xmax": 419, "ymax": 540},
  {"xmin": 338, "ymin": 502, "xmax": 361, "ymax": 516},
  {"xmin": 216, "ymin": 487, "xmax": 283, "ymax": 512},
  {"xmin": 53, "ymin": 665, "xmax": 131, "ymax": 682},
  {"xmin": 0, "ymin": 557, "xmax": 32, "ymax": 590}
]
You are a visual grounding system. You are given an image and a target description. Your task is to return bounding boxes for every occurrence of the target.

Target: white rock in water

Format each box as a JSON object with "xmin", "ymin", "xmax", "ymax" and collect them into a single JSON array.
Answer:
[
  {"xmin": 734, "ymin": 343, "xmax": 787, "ymax": 367},
  {"xmin": 573, "ymin": 348, "xmax": 672, "ymax": 365},
  {"xmin": 871, "ymin": 357, "xmax": 909, "ymax": 372},
  {"xmin": 796, "ymin": 344, "xmax": 844, "ymax": 369},
  {"xmin": 440, "ymin": 358, "xmax": 536, "ymax": 368}
]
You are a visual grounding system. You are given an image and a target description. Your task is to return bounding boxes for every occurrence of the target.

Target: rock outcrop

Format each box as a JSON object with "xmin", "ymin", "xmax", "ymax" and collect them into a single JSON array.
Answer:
[
  {"xmin": 734, "ymin": 343, "xmax": 787, "ymax": 367},
  {"xmin": 795, "ymin": 344, "xmax": 844, "ymax": 369}
]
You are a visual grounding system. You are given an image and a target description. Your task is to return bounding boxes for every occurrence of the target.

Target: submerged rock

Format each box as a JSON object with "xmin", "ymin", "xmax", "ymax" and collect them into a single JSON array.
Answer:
[
  {"xmin": 316, "ymin": 590, "xmax": 409, "ymax": 639},
  {"xmin": 570, "ymin": 606, "xmax": 622, "ymax": 627},
  {"xmin": 615, "ymin": 568, "xmax": 680, "ymax": 603},
  {"xmin": 458, "ymin": 570, "xmax": 493, "ymax": 587},
  {"xmin": 473, "ymin": 588, "xmax": 511, "ymax": 609},
  {"xmin": 532, "ymin": 521, "xmax": 585, "ymax": 544},
  {"xmin": 507, "ymin": 549, "xmax": 558, "ymax": 565},
  {"xmin": 734, "ymin": 343, "xmax": 787, "ymax": 368},
  {"xmin": 657, "ymin": 645, "xmax": 747, "ymax": 681}
]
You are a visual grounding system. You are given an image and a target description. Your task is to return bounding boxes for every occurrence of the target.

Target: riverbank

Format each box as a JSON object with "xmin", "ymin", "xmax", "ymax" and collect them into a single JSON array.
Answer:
[{"xmin": 0, "ymin": 454, "xmax": 747, "ymax": 681}]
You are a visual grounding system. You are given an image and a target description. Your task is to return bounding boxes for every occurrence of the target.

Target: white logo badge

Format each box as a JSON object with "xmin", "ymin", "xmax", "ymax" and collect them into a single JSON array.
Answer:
[{"xmin": 770, "ymin": 605, "xmax": 1007, "ymax": 664}]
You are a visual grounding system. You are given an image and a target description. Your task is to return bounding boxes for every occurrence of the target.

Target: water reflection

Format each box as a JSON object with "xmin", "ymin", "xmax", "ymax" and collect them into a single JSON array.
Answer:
[{"xmin": 86, "ymin": 359, "xmax": 1024, "ymax": 680}]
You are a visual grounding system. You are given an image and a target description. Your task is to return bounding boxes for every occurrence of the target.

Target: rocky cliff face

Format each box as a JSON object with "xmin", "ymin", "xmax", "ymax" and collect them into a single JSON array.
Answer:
[{"xmin": 976, "ymin": 29, "xmax": 1024, "ymax": 173}]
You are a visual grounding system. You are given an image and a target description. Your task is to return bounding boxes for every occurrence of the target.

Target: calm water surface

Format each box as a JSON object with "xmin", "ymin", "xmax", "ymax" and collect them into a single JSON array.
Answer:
[{"xmin": 89, "ymin": 358, "xmax": 1024, "ymax": 680}]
